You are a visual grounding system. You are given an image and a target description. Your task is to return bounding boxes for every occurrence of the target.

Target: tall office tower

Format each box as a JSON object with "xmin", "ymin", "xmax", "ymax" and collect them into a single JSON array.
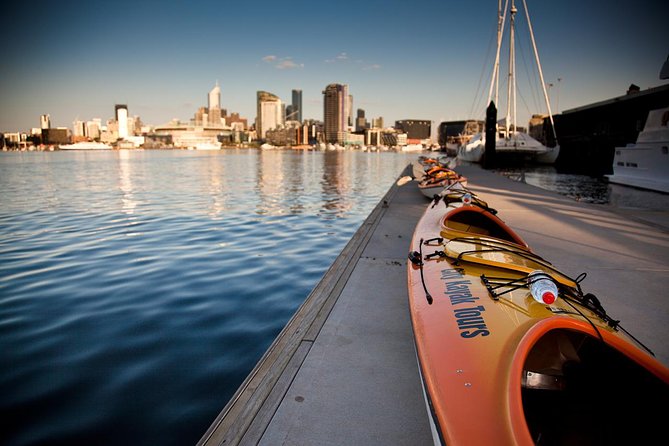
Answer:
[
  {"xmin": 115, "ymin": 104, "xmax": 129, "ymax": 139},
  {"xmin": 256, "ymin": 91, "xmax": 283, "ymax": 139},
  {"xmin": 356, "ymin": 108, "xmax": 368, "ymax": 132},
  {"xmin": 209, "ymin": 81, "xmax": 221, "ymax": 110},
  {"xmin": 347, "ymin": 95, "xmax": 353, "ymax": 127},
  {"xmin": 40, "ymin": 114, "xmax": 51, "ymax": 129},
  {"xmin": 292, "ymin": 89, "xmax": 302, "ymax": 123},
  {"xmin": 208, "ymin": 82, "xmax": 222, "ymax": 126},
  {"xmin": 322, "ymin": 83, "xmax": 349, "ymax": 143}
]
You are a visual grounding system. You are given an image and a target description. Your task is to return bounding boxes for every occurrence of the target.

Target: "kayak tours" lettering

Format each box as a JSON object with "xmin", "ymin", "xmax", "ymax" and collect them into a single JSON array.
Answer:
[{"xmin": 440, "ymin": 269, "xmax": 490, "ymax": 338}]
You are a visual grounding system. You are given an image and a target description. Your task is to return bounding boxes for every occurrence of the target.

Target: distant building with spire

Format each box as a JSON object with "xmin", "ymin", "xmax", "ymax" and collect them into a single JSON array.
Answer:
[{"xmin": 207, "ymin": 81, "xmax": 223, "ymax": 127}]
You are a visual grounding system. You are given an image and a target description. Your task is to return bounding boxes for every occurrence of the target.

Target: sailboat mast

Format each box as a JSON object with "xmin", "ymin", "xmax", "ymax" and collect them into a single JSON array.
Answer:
[
  {"xmin": 507, "ymin": 0, "xmax": 517, "ymax": 135},
  {"xmin": 522, "ymin": 0, "xmax": 557, "ymax": 140},
  {"xmin": 487, "ymin": 0, "xmax": 508, "ymax": 108}
]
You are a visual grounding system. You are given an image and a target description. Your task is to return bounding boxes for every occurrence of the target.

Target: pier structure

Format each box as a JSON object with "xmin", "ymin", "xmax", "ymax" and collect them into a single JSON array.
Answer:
[{"xmin": 199, "ymin": 163, "xmax": 669, "ymax": 445}]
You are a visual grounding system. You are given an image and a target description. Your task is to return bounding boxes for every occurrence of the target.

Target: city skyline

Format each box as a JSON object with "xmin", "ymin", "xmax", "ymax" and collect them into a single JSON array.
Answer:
[{"xmin": 1, "ymin": 0, "xmax": 668, "ymax": 133}]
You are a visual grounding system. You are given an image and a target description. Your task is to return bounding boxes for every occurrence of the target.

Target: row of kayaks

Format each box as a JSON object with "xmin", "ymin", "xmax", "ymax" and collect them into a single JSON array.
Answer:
[
  {"xmin": 403, "ymin": 156, "xmax": 468, "ymax": 199},
  {"xmin": 404, "ymin": 161, "xmax": 669, "ymax": 445}
]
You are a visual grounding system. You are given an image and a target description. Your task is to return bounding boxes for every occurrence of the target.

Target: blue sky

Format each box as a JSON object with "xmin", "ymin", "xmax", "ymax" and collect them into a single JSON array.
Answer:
[{"xmin": 1, "ymin": 0, "xmax": 667, "ymax": 132}]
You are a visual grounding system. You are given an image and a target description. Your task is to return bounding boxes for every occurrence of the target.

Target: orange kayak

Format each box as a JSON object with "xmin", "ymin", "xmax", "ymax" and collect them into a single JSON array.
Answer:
[{"xmin": 407, "ymin": 186, "xmax": 669, "ymax": 445}]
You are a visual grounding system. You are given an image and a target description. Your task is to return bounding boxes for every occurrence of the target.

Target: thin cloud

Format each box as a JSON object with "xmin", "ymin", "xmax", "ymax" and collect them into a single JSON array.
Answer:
[
  {"xmin": 325, "ymin": 52, "xmax": 349, "ymax": 63},
  {"xmin": 324, "ymin": 52, "xmax": 381, "ymax": 71},
  {"xmin": 277, "ymin": 59, "xmax": 304, "ymax": 70},
  {"xmin": 262, "ymin": 55, "xmax": 303, "ymax": 70}
]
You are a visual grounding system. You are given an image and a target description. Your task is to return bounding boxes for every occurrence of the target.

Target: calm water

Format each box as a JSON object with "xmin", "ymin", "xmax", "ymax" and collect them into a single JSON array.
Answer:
[
  {"xmin": 0, "ymin": 149, "xmax": 417, "ymax": 446},
  {"xmin": 493, "ymin": 165, "xmax": 669, "ymax": 210}
]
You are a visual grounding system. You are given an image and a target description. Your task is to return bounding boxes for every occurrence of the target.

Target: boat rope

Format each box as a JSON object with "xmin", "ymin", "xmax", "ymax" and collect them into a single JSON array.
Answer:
[{"xmin": 408, "ymin": 238, "xmax": 433, "ymax": 305}]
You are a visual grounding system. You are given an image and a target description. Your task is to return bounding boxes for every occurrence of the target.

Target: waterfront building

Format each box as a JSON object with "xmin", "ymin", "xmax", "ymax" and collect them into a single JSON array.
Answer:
[
  {"xmin": 323, "ymin": 83, "xmax": 350, "ymax": 144},
  {"xmin": 256, "ymin": 91, "xmax": 283, "ymax": 140},
  {"xmin": 42, "ymin": 128, "xmax": 69, "ymax": 146},
  {"xmin": 195, "ymin": 107, "xmax": 209, "ymax": 127},
  {"xmin": 395, "ymin": 119, "xmax": 431, "ymax": 140},
  {"xmin": 226, "ymin": 112, "xmax": 248, "ymax": 131},
  {"xmin": 153, "ymin": 119, "xmax": 230, "ymax": 148},
  {"xmin": 115, "ymin": 104, "xmax": 129, "ymax": 139},
  {"xmin": 437, "ymin": 120, "xmax": 484, "ymax": 149},
  {"xmin": 292, "ymin": 89, "xmax": 302, "ymax": 123}
]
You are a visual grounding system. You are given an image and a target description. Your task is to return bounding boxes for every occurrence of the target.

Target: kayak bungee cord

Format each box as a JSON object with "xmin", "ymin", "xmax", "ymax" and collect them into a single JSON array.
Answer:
[
  {"xmin": 447, "ymin": 237, "xmax": 558, "ymax": 268},
  {"xmin": 481, "ymin": 269, "xmax": 656, "ymax": 356},
  {"xmin": 408, "ymin": 238, "xmax": 433, "ymax": 305}
]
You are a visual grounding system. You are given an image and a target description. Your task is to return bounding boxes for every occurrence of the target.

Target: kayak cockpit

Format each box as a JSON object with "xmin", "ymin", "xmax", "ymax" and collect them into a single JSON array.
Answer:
[
  {"xmin": 441, "ymin": 206, "xmax": 529, "ymax": 248},
  {"xmin": 517, "ymin": 326, "xmax": 669, "ymax": 444}
]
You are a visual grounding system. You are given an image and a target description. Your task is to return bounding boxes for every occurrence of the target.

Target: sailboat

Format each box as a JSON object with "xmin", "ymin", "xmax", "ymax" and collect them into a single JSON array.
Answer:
[{"xmin": 458, "ymin": 0, "xmax": 560, "ymax": 165}]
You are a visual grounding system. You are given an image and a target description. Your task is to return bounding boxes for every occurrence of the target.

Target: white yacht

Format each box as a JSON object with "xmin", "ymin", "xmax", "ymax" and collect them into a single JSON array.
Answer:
[
  {"xmin": 58, "ymin": 141, "xmax": 113, "ymax": 150},
  {"xmin": 458, "ymin": 126, "xmax": 559, "ymax": 164},
  {"xmin": 606, "ymin": 107, "xmax": 669, "ymax": 193},
  {"xmin": 195, "ymin": 141, "xmax": 222, "ymax": 150}
]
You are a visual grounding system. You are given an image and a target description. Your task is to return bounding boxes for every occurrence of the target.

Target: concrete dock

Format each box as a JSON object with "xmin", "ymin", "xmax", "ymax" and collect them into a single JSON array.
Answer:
[{"xmin": 198, "ymin": 163, "xmax": 669, "ymax": 446}]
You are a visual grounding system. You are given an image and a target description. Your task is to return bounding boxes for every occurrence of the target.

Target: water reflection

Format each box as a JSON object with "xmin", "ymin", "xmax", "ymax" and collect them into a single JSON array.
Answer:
[
  {"xmin": 118, "ymin": 150, "xmax": 137, "ymax": 215},
  {"xmin": 251, "ymin": 150, "xmax": 368, "ymax": 218},
  {"xmin": 495, "ymin": 166, "xmax": 611, "ymax": 204},
  {"xmin": 493, "ymin": 164, "xmax": 669, "ymax": 214},
  {"xmin": 321, "ymin": 150, "xmax": 353, "ymax": 218}
]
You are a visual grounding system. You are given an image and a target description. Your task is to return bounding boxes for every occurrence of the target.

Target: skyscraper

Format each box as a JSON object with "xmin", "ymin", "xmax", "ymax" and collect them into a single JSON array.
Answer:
[
  {"xmin": 115, "ymin": 104, "xmax": 129, "ymax": 139},
  {"xmin": 292, "ymin": 89, "xmax": 302, "ymax": 123},
  {"xmin": 356, "ymin": 108, "xmax": 368, "ymax": 132},
  {"xmin": 256, "ymin": 91, "xmax": 283, "ymax": 140},
  {"xmin": 322, "ymin": 84, "xmax": 349, "ymax": 143},
  {"xmin": 40, "ymin": 114, "xmax": 50, "ymax": 130},
  {"xmin": 208, "ymin": 82, "xmax": 222, "ymax": 126},
  {"xmin": 209, "ymin": 82, "xmax": 221, "ymax": 110}
]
